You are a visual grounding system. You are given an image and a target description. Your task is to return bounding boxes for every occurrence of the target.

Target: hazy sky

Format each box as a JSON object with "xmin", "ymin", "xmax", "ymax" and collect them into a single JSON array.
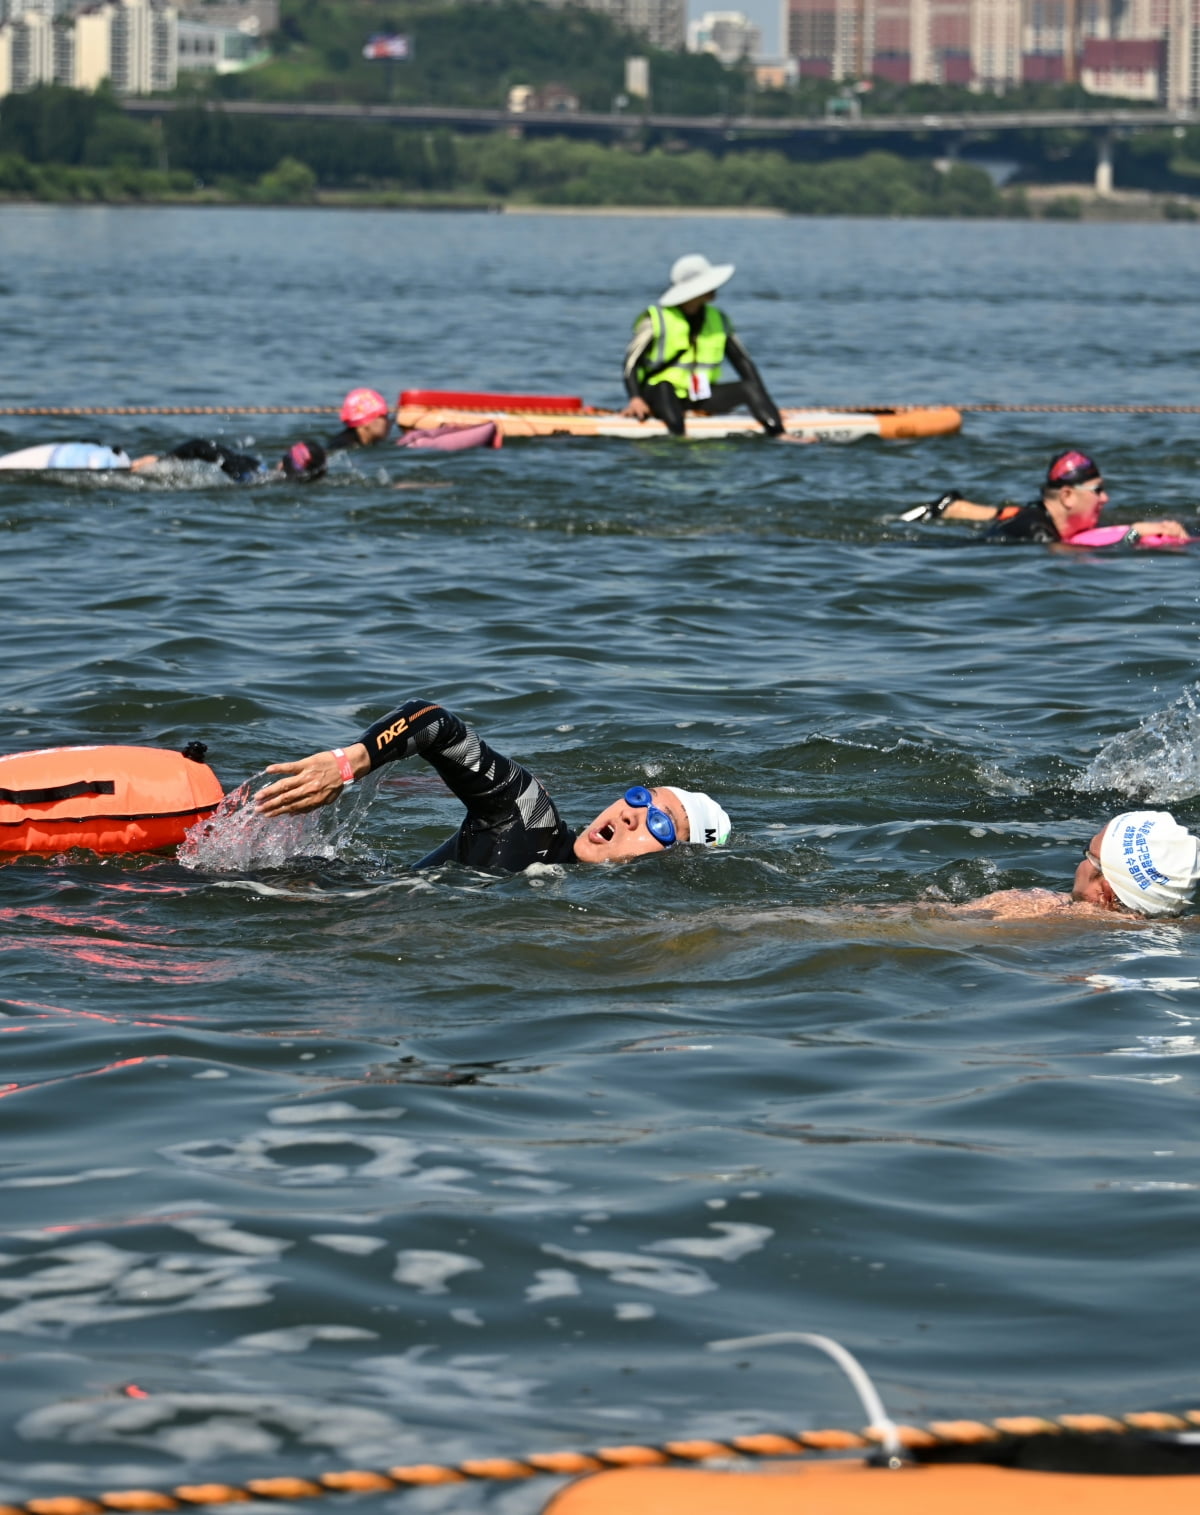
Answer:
[{"xmin": 688, "ymin": 0, "xmax": 784, "ymax": 57}]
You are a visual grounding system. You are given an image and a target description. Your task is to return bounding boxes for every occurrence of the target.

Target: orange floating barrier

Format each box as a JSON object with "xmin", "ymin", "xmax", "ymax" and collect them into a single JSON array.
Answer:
[
  {"xmin": 0, "ymin": 744, "xmax": 223, "ymax": 854},
  {"xmin": 543, "ymin": 1459, "xmax": 1200, "ymax": 1515}
]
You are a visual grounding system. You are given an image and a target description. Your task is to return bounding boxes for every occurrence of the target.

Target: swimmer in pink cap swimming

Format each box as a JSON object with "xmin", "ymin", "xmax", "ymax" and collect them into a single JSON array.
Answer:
[
  {"xmin": 958, "ymin": 811, "xmax": 1200, "ymax": 919},
  {"xmin": 255, "ymin": 697, "xmax": 731, "ymax": 873},
  {"xmin": 903, "ymin": 449, "xmax": 1190, "ymax": 545},
  {"xmin": 327, "ymin": 388, "xmax": 392, "ymax": 453}
]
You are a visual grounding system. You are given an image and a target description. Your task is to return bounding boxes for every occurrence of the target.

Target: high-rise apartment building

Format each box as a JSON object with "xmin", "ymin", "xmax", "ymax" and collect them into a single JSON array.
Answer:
[
  {"xmin": 543, "ymin": 0, "xmax": 686, "ymax": 51},
  {"xmin": 0, "ymin": 0, "xmax": 176, "ymax": 94},
  {"xmin": 1167, "ymin": 0, "xmax": 1200, "ymax": 104},
  {"xmin": 688, "ymin": 9, "xmax": 764, "ymax": 62},
  {"xmin": 0, "ymin": 8, "xmax": 54, "ymax": 94},
  {"xmin": 783, "ymin": 0, "xmax": 1196, "ymax": 96}
]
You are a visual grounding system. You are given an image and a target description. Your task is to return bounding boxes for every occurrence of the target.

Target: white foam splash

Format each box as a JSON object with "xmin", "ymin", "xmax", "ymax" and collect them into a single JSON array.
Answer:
[
  {"xmin": 177, "ymin": 768, "xmax": 382, "ymax": 872},
  {"xmin": 311, "ymin": 1234, "xmax": 388, "ymax": 1256},
  {"xmin": 644, "ymin": 1222, "xmax": 774, "ymax": 1262},
  {"xmin": 268, "ymin": 1102, "xmax": 402, "ymax": 1124},
  {"xmin": 392, "ymin": 1250, "xmax": 482, "ymax": 1294},
  {"xmin": 1079, "ymin": 684, "xmax": 1200, "ymax": 801},
  {"xmin": 525, "ymin": 1269, "xmax": 580, "ymax": 1302},
  {"xmin": 542, "ymin": 1244, "xmax": 715, "ymax": 1297}
]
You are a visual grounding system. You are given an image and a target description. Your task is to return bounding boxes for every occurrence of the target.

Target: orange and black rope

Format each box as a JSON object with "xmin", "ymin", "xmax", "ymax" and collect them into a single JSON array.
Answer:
[
  {"xmin": 1, "ymin": 402, "xmax": 1200, "ymax": 419},
  {"xmin": 1, "ymin": 1408, "xmax": 1197, "ymax": 1515},
  {"xmin": 0, "ymin": 406, "xmax": 340, "ymax": 417}
]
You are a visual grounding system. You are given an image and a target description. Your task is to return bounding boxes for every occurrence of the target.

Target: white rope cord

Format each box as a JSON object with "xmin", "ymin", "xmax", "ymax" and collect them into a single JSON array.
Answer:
[{"xmin": 709, "ymin": 1331, "xmax": 904, "ymax": 1464}]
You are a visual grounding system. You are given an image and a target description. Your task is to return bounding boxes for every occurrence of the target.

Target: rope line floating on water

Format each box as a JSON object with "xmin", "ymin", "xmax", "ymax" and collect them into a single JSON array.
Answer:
[
  {"xmin": 955, "ymin": 403, "xmax": 1200, "ymax": 414},
  {"xmin": 1, "ymin": 403, "xmax": 1199, "ymax": 418},
  {"xmin": 2, "ymin": 1407, "xmax": 1197, "ymax": 1515},
  {"xmin": 0, "ymin": 406, "xmax": 342, "ymax": 417}
]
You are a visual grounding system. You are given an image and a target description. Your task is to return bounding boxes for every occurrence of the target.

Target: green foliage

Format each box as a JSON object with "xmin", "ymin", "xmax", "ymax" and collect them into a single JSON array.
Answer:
[
  {"xmin": 226, "ymin": 0, "xmax": 727, "ymax": 111},
  {"xmin": 1162, "ymin": 198, "xmax": 1198, "ymax": 221},
  {"xmin": 451, "ymin": 136, "xmax": 1002, "ymax": 215},
  {"xmin": 256, "ymin": 154, "xmax": 317, "ymax": 200},
  {"xmin": 1, "ymin": 75, "xmax": 1198, "ymax": 214},
  {"xmin": 1041, "ymin": 194, "xmax": 1082, "ymax": 219},
  {"xmin": 0, "ymin": 83, "xmax": 103, "ymax": 163}
]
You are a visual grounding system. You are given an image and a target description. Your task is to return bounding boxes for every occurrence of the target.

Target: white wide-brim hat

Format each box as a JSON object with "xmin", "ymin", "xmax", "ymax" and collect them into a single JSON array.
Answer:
[
  {"xmin": 1099, "ymin": 810, "xmax": 1200, "ymax": 916},
  {"xmin": 659, "ymin": 253, "xmax": 735, "ymax": 307}
]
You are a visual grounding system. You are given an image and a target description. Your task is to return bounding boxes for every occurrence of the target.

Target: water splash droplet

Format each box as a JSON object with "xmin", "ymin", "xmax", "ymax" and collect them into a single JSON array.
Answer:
[{"xmin": 1079, "ymin": 684, "xmax": 1200, "ymax": 803}]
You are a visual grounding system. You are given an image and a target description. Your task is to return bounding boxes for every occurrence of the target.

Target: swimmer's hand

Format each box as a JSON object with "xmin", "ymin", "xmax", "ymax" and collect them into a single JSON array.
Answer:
[
  {"xmin": 898, "ymin": 490, "xmax": 962, "ymax": 522},
  {"xmin": 255, "ymin": 743, "xmax": 369, "ymax": 816},
  {"xmin": 1132, "ymin": 518, "xmax": 1190, "ymax": 542},
  {"xmin": 621, "ymin": 397, "xmax": 652, "ymax": 421}
]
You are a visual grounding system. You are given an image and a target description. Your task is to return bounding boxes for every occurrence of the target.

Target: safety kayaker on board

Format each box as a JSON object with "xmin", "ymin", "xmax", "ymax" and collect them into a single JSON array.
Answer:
[
  {"xmin": 254, "ymin": 697, "xmax": 731, "ymax": 873},
  {"xmin": 902, "ymin": 449, "xmax": 1191, "ymax": 545},
  {"xmin": 620, "ymin": 254, "xmax": 784, "ymax": 438}
]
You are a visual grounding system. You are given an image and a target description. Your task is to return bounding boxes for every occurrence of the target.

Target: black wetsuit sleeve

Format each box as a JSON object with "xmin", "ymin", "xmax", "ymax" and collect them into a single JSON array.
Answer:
[
  {"xmin": 167, "ymin": 438, "xmax": 263, "ymax": 481},
  {"xmin": 325, "ymin": 427, "xmax": 360, "ymax": 454},
  {"xmin": 357, "ymin": 699, "xmax": 579, "ymax": 872},
  {"xmin": 980, "ymin": 501, "xmax": 1061, "ymax": 544},
  {"xmin": 724, "ymin": 327, "xmax": 764, "ymax": 387},
  {"xmin": 623, "ymin": 312, "xmax": 655, "ymax": 397}
]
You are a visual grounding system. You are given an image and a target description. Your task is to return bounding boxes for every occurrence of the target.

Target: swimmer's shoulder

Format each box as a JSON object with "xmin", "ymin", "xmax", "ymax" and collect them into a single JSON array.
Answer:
[{"xmin": 942, "ymin": 888, "xmax": 1077, "ymax": 919}]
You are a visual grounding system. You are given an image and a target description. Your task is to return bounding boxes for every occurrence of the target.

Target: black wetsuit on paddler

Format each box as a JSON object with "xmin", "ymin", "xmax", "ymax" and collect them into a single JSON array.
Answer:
[{"xmin": 360, "ymin": 699, "xmax": 579, "ymax": 871}]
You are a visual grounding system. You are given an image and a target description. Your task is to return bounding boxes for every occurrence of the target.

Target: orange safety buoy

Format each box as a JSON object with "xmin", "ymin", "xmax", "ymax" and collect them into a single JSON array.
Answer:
[
  {"xmin": 0, "ymin": 742, "xmax": 223, "ymax": 854},
  {"xmin": 543, "ymin": 1459, "xmax": 1200, "ymax": 1515}
]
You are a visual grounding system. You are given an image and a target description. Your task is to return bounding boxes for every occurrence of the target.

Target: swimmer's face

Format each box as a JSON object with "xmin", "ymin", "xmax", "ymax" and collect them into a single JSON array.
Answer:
[
  {"xmin": 1072, "ymin": 825, "xmax": 1118, "ymax": 907},
  {"xmin": 360, "ymin": 415, "xmax": 391, "ymax": 445},
  {"xmin": 573, "ymin": 787, "xmax": 689, "ymax": 864},
  {"xmin": 1057, "ymin": 479, "xmax": 1107, "ymax": 534}
]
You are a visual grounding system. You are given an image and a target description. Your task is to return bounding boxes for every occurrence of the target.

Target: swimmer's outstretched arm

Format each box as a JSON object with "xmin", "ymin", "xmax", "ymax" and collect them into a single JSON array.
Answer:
[
  {"xmin": 900, "ymin": 491, "xmax": 1001, "ymax": 523},
  {"xmin": 254, "ymin": 699, "xmax": 558, "ymax": 835},
  {"xmin": 1130, "ymin": 517, "xmax": 1190, "ymax": 541},
  {"xmin": 255, "ymin": 743, "xmax": 370, "ymax": 816}
]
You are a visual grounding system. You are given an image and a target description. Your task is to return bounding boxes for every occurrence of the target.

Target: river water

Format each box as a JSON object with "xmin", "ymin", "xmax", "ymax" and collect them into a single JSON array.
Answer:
[{"xmin": 1, "ymin": 207, "xmax": 1199, "ymax": 1508}]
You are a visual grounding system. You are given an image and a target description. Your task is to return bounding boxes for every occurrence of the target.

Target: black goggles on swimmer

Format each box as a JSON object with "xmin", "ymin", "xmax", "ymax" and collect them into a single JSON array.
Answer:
[{"xmin": 625, "ymin": 786, "xmax": 676, "ymax": 847}]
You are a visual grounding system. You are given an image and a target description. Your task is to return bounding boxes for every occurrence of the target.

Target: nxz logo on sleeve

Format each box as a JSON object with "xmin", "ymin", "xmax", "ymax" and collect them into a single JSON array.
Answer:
[{"xmin": 375, "ymin": 715, "xmax": 410, "ymax": 748}]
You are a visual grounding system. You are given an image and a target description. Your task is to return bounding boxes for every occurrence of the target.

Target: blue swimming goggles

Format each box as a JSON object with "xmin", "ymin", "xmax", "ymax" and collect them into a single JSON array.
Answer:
[{"xmin": 625, "ymin": 786, "xmax": 676, "ymax": 847}]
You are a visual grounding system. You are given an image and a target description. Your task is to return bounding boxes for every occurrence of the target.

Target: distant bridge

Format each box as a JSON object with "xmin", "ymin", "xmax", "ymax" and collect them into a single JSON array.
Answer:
[{"xmin": 123, "ymin": 98, "xmax": 1199, "ymax": 193}]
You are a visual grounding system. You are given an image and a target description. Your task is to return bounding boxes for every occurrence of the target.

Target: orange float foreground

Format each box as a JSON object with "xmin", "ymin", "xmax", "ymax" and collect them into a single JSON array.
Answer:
[
  {"xmin": 0, "ymin": 744, "xmax": 223, "ymax": 854},
  {"xmin": 544, "ymin": 1458, "xmax": 1200, "ymax": 1515}
]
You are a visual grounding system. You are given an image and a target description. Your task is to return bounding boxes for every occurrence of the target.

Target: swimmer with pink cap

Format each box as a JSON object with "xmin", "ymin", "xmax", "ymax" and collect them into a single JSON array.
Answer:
[{"xmin": 327, "ymin": 388, "xmax": 392, "ymax": 453}]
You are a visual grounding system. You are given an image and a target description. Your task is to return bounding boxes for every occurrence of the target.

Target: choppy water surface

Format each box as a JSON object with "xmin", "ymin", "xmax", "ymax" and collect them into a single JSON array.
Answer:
[{"xmin": 2, "ymin": 208, "xmax": 1200, "ymax": 1507}]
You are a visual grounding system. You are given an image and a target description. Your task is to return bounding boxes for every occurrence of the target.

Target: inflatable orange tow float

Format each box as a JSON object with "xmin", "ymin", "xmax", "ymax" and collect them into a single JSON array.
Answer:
[
  {"xmin": 0, "ymin": 742, "xmax": 223, "ymax": 853},
  {"xmin": 544, "ymin": 1332, "xmax": 1200, "ymax": 1515}
]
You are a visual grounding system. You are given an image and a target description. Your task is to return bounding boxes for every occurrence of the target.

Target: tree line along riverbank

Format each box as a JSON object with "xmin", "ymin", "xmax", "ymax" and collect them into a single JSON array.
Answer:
[{"xmin": 0, "ymin": 86, "xmax": 1198, "ymax": 218}]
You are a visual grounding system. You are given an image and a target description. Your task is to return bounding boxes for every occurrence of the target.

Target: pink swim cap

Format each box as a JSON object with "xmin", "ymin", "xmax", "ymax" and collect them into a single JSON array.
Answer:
[{"xmin": 340, "ymin": 388, "xmax": 389, "ymax": 427}]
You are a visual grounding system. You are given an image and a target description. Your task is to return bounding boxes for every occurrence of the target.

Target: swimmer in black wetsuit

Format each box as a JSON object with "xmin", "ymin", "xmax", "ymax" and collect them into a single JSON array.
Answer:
[
  {"xmin": 253, "ymin": 698, "xmax": 732, "ymax": 872},
  {"xmin": 902, "ymin": 448, "xmax": 1188, "ymax": 544},
  {"xmin": 130, "ymin": 439, "xmax": 327, "ymax": 482}
]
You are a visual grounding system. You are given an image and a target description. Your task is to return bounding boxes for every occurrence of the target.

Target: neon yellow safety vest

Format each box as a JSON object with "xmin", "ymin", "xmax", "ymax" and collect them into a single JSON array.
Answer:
[{"xmin": 638, "ymin": 304, "xmax": 729, "ymax": 399}]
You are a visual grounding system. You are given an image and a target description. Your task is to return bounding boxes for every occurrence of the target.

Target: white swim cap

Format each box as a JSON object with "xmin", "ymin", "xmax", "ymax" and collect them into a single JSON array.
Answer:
[
  {"xmin": 1099, "ymin": 811, "xmax": 1200, "ymax": 916},
  {"xmin": 663, "ymin": 786, "xmax": 731, "ymax": 848}
]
